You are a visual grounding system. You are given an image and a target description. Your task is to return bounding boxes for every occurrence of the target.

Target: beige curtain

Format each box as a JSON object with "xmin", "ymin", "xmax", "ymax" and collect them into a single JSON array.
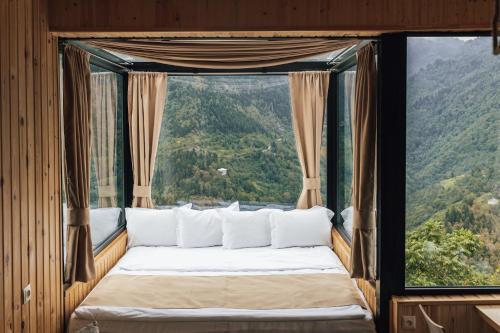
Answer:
[
  {"xmin": 91, "ymin": 73, "xmax": 118, "ymax": 208},
  {"xmin": 128, "ymin": 72, "xmax": 167, "ymax": 208},
  {"xmin": 289, "ymin": 71, "xmax": 330, "ymax": 209},
  {"xmin": 350, "ymin": 43, "xmax": 377, "ymax": 281},
  {"xmin": 86, "ymin": 39, "xmax": 357, "ymax": 69},
  {"xmin": 63, "ymin": 45, "xmax": 96, "ymax": 283}
]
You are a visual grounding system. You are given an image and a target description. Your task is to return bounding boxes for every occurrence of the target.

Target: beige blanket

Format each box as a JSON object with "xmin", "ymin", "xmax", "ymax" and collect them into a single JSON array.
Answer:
[{"xmin": 81, "ymin": 273, "xmax": 366, "ymax": 310}]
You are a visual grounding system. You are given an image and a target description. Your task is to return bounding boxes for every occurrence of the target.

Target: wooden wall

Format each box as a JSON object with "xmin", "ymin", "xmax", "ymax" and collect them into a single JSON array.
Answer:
[
  {"xmin": 391, "ymin": 295, "xmax": 500, "ymax": 333},
  {"xmin": 64, "ymin": 231, "xmax": 127, "ymax": 325},
  {"xmin": 48, "ymin": 0, "xmax": 494, "ymax": 36},
  {"xmin": 331, "ymin": 228, "xmax": 377, "ymax": 314},
  {"xmin": 0, "ymin": 0, "xmax": 63, "ymax": 332}
]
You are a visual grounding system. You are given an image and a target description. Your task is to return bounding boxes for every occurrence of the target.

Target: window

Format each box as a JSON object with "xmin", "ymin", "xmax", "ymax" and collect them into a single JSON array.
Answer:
[
  {"xmin": 62, "ymin": 63, "xmax": 126, "ymax": 254},
  {"xmin": 336, "ymin": 67, "xmax": 356, "ymax": 238},
  {"xmin": 405, "ymin": 37, "xmax": 499, "ymax": 287},
  {"xmin": 152, "ymin": 75, "xmax": 327, "ymax": 209}
]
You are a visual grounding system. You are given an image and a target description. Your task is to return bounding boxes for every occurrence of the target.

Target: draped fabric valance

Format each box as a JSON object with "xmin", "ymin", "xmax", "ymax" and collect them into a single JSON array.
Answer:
[
  {"xmin": 128, "ymin": 72, "xmax": 168, "ymax": 208},
  {"xmin": 91, "ymin": 72, "xmax": 118, "ymax": 208},
  {"xmin": 350, "ymin": 43, "xmax": 377, "ymax": 281},
  {"xmin": 63, "ymin": 45, "xmax": 96, "ymax": 284},
  {"xmin": 86, "ymin": 39, "xmax": 357, "ymax": 69},
  {"xmin": 289, "ymin": 71, "xmax": 330, "ymax": 209}
]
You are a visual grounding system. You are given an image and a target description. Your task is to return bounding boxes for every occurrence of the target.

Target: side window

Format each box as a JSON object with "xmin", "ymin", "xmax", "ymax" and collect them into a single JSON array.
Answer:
[
  {"xmin": 336, "ymin": 67, "xmax": 357, "ymax": 237},
  {"xmin": 62, "ymin": 64, "xmax": 126, "ymax": 256},
  {"xmin": 405, "ymin": 37, "xmax": 499, "ymax": 287}
]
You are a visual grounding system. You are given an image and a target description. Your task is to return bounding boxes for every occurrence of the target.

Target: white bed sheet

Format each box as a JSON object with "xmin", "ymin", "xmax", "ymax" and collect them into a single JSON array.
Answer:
[
  {"xmin": 70, "ymin": 246, "xmax": 375, "ymax": 333},
  {"xmin": 112, "ymin": 245, "xmax": 347, "ymax": 274}
]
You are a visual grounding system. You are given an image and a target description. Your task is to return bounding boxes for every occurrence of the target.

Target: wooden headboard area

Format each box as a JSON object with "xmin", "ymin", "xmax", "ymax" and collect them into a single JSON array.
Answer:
[
  {"xmin": 331, "ymin": 228, "xmax": 377, "ymax": 314},
  {"xmin": 63, "ymin": 231, "xmax": 128, "ymax": 325}
]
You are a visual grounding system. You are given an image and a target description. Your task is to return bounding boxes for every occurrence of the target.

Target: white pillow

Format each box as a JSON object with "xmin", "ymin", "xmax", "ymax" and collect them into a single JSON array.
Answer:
[
  {"xmin": 340, "ymin": 206, "xmax": 353, "ymax": 222},
  {"xmin": 221, "ymin": 210, "xmax": 276, "ymax": 249},
  {"xmin": 269, "ymin": 206, "xmax": 333, "ymax": 248},
  {"xmin": 341, "ymin": 206, "xmax": 354, "ymax": 238},
  {"xmin": 89, "ymin": 207, "xmax": 122, "ymax": 247},
  {"xmin": 176, "ymin": 202, "xmax": 239, "ymax": 248},
  {"xmin": 126, "ymin": 204, "xmax": 192, "ymax": 248}
]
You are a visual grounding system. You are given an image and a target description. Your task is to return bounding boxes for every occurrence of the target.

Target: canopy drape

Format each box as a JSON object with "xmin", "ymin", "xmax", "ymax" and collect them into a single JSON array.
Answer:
[
  {"xmin": 128, "ymin": 72, "xmax": 168, "ymax": 208},
  {"xmin": 86, "ymin": 39, "xmax": 357, "ymax": 69},
  {"xmin": 63, "ymin": 45, "xmax": 96, "ymax": 283},
  {"xmin": 289, "ymin": 71, "xmax": 330, "ymax": 209},
  {"xmin": 350, "ymin": 43, "xmax": 377, "ymax": 281},
  {"xmin": 91, "ymin": 72, "xmax": 118, "ymax": 208}
]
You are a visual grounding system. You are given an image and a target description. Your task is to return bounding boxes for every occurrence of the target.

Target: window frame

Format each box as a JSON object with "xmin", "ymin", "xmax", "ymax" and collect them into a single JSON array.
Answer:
[
  {"xmin": 89, "ymin": 56, "xmax": 133, "ymax": 256},
  {"xmin": 329, "ymin": 59, "xmax": 358, "ymax": 245},
  {"xmin": 59, "ymin": 44, "xmax": 133, "ymax": 257},
  {"xmin": 151, "ymin": 72, "xmax": 312, "ymax": 208},
  {"xmin": 377, "ymin": 31, "xmax": 500, "ymax": 298},
  {"xmin": 133, "ymin": 61, "xmax": 335, "ymax": 210}
]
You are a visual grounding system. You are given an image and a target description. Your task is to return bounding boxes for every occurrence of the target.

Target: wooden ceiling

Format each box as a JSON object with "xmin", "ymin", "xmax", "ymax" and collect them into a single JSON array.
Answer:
[{"xmin": 49, "ymin": 0, "xmax": 494, "ymax": 37}]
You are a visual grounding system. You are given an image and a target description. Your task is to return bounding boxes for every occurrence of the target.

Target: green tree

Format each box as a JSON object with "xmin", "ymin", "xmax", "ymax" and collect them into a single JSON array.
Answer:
[{"xmin": 405, "ymin": 219, "xmax": 498, "ymax": 286}]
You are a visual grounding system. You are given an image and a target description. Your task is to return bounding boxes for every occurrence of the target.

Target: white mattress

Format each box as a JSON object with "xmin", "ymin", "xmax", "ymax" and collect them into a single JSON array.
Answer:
[{"xmin": 70, "ymin": 246, "xmax": 375, "ymax": 333}]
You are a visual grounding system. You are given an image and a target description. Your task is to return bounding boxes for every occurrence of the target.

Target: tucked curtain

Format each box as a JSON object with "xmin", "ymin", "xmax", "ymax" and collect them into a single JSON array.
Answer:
[
  {"xmin": 128, "ymin": 72, "xmax": 167, "ymax": 208},
  {"xmin": 91, "ymin": 73, "xmax": 118, "ymax": 208},
  {"xmin": 63, "ymin": 45, "xmax": 96, "ymax": 283},
  {"xmin": 86, "ymin": 39, "xmax": 357, "ymax": 69},
  {"xmin": 289, "ymin": 71, "xmax": 330, "ymax": 209},
  {"xmin": 350, "ymin": 43, "xmax": 377, "ymax": 281}
]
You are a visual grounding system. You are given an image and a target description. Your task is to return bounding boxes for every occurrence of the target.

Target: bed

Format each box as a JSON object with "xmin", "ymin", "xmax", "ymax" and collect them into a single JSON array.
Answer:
[{"xmin": 68, "ymin": 245, "xmax": 376, "ymax": 333}]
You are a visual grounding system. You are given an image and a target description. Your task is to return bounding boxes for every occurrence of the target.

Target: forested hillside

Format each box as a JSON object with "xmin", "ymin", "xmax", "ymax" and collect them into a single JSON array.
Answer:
[
  {"xmin": 405, "ymin": 37, "xmax": 499, "ymax": 286},
  {"xmin": 152, "ymin": 76, "xmax": 327, "ymax": 207}
]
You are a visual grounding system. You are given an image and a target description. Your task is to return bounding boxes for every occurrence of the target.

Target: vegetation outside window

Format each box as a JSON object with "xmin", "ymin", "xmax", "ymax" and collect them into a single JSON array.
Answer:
[
  {"xmin": 152, "ymin": 75, "xmax": 327, "ymax": 210},
  {"xmin": 405, "ymin": 37, "xmax": 499, "ymax": 287}
]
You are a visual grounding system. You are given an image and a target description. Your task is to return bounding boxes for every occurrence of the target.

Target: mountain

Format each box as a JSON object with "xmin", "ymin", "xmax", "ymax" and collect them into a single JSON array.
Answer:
[
  {"xmin": 152, "ymin": 75, "xmax": 327, "ymax": 207},
  {"xmin": 406, "ymin": 37, "xmax": 499, "ymax": 225}
]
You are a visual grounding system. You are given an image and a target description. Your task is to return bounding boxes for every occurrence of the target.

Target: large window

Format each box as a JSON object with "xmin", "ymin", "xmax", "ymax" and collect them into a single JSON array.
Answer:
[
  {"xmin": 405, "ymin": 37, "xmax": 499, "ymax": 287},
  {"xmin": 336, "ymin": 67, "xmax": 356, "ymax": 238},
  {"xmin": 152, "ymin": 75, "xmax": 327, "ymax": 209},
  {"xmin": 62, "ymin": 63, "xmax": 126, "ymax": 254}
]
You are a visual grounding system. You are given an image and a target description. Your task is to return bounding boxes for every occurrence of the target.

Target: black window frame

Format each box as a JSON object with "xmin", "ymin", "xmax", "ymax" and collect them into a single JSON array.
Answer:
[
  {"xmin": 404, "ymin": 32, "xmax": 500, "ymax": 294},
  {"xmin": 329, "ymin": 58, "xmax": 359, "ymax": 245},
  {"xmin": 59, "ymin": 40, "xmax": 133, "ymax": 257},
  {"xmin": 377, "ymin": 33, "xmax": 499, "ymax": 324}
]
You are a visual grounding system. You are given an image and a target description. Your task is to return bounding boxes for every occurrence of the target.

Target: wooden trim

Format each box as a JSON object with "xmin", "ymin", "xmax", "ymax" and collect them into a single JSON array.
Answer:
[
  {"xmin": 48, "ymin": 0, "xmax": 493, "ymax": 35},
  {"xmin": 63, "ymin": 231, "xmax": 128, "ymax": 326},
  {"xmin": 390, "ymin": 295, "xmax": 500, "ymax": 333},
  {"xmin": 51, "ymin": 27, "xmax": 492, "ymax": 39},
  {"xmin": 392, "ymin": 295, "xmax": 500, "ymax": 305},
  {"xmin": 331, "ymin": 227, "xmax": 377, "ymax": 314},
  {"xmin": 53, "ymin": 30, "xmax": 384, "ymax": 38}
]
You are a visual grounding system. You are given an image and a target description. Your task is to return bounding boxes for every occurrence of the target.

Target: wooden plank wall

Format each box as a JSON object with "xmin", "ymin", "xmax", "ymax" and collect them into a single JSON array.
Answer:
[
  {"xmin": 391, "ymin": 295, "xmax": 500, "ymax": 333},
  {"xmin": 48, "ymin": 0, "xmax": 494, "ymax": 36},
  {"xmin": 331, "ymin": 228, "xmax": 377, "ymax": 314},
  {"xmin": 64, "ymin": 231, "xmax": 128, "ymax": 326},
  {"xmin": 0, "ymin": 0, "xmax": 63, "ymax": 332}
]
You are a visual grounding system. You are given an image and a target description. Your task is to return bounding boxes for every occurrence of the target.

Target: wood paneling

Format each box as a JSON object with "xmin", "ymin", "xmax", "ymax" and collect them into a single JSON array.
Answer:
[
  {"xmin": 64, "ymin": 231, "xmax": 128, "ymax": 325},
  {"xmin": 391, "ymin": 295, "xmax": 500, "ymax": 333},
  {"xmin": 0, "ymin": 0, "xmax": 62, "ymax": 332},
  {"xmin": 48, "ymin": 0, "xmax": 494, "ymax": 36},
  {"xmin": 331, "ymin": 228, "xmax": 377, "ymax": 314}
]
